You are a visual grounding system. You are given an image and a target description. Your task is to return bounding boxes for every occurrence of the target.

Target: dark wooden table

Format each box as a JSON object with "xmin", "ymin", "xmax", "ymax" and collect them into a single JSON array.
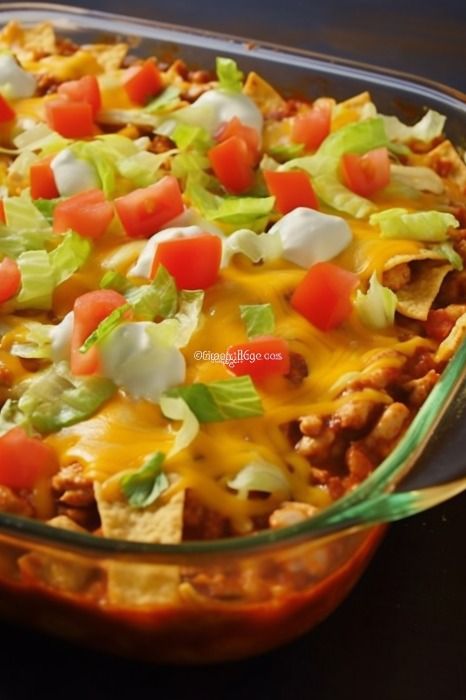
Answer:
[{"xmin": 1, "ymin": 2, "xmax": 466, "ymax": 698}]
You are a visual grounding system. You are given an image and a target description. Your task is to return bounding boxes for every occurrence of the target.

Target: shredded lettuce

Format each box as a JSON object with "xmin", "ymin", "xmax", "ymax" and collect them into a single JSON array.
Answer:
[
  {"xmin": 227, "ymin": 458, "xmax": 290, "ymax": 498},
  {"xmin": 49, "ymin": 232, "xmax": 92, "ymax": 286},
  {"xmin": 355, "ymin": 272, "xmax": 397, "ymax": 329},
  {"xmin": 125, "ymin": 265, "xmax": 178, "ymax": 320},
  {"xmin": 80, "ymin": 304, "xmax": 131, "ymax": 354},
  {"xmin": 283, "ymin": 117, "xmax": 389, "ymax": 218},
  {"xmin": 33, "ymin": 198, "xmax": 61, "ymax": 224},
  {"xmin": 164, "ymin": 376, "xmax": 264, "ymax": 422},
  {"xmin": 160, "ymin": 395, "xmax": 200, "ymax": 457},
  {"xmin": 100, "ymin": 269, "xmax": 131, "ymax": 293},
  {"xmin": 4, "ymin": 191, "xmax": 49, "ymax": 231},
  {"xmin": 14, "ymin": 361, "xmax": 116, "ymax": 434},
  {"xmin": 117, "ymin": 149, "xmax": 177, "ymax": 188},
  {"xmin": 390, "ymin": 164, "xmax": 444, "ymax": 195},
  {"xmin": 8, "ymin": 150, "xmax": 38, "ymax": 178},
  {"xmin": 171, "ymin": 123, "xmax": 211, "ymax": 151},
  {"xmin": 381, "ymin": 110, "xmax": 445, "ymax": 143},
  {"xmin": 216, "ymin": 57, "xmax": 243, "ymax": 92},
  {"xmin": 240, "ymin": 303, "xmax": 275, "ymax": 338},
  {"xmin": 171, "ymin": 151, "xmax": 210, "ymax": 181},
  {"xmin": 268, "ymin": 143, "xmax": 304, "ymax": 162},
  {"xmin": 433, "ymin": 243, "xmax": 463, "ymax": 271},
  {"xmin": 370, "ymin": 208, "xmax": 459, "ymax": 242},
  {"xmin": 13, "ymin": 123, "xmax": 69, "ymax": 155},
  {"xmin": 15, "ymin": 232, "xmax": 91, "ymax": 310},
  {"xmin": 186, "ymin": 177, "xmax": 275, "ymax": 227},
  {"xmin": 120, "ymin": 452, "xmax": 169, "ymax": 508},
  {"xmin": 145, "ymin": 85, "xmax": 181, "ymax": 114},
  {"xmin": 221, "ymin": 228, "xmax": 282, "ymax": 266},
  {"xmin": 9, "ymin": 320, "xmax": 53, "ymax": 360}
]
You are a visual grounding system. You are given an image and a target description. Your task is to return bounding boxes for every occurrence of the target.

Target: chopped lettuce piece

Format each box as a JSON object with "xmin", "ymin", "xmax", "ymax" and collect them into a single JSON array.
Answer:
[
  {"xmin": 80, "ymin": 304, "xmax": 131, "ymax": 354},
  {"xmin": 120, "ymin": 452, "xmax": 169, "ymax": 508},
  {"xmin": 317, "ymin": 116, "xmax": 388, "ymax": 160},
  {"xmin": 125, "ymin": 265, "xmax": 178, "ymax": 320},
  {"xmin": 13, "ymin": 123, "xmax": 69, "ymax": 154},
  {"xmin": 381, "ymin": 110, "xmax": 446, "ymax": 143},
  {"xmin": 186, "ymin": 177, "xmax": 275, "ymax": 227},
  {"xmin": 117, "ymin": 149, "xmax": 177, "ymax": 188},
  {"xmin": 100, "ymin": 270, "xmax": 131, "ymax": 293},
  {"xmin": 221, "ymin": 228, "xmax": 282, "ymax": 266},
  {"xmin": 227, "ymin": 458, "xmax": 290, "ymax": 498},
  {"xmin": 171, "ymin": 151, "xmax": 210, "ymax": 181},
  {"xmin": 433, "ymin": 243, "xmax": 463, "ymax": 271},
  {"xmin": 268, "ymin": 142, "xmax": 304, "ymax": 162},
  {"xmin": 370, "ymin": 209, "xmax": 459, "ymax": 242},
  {"xmin": 160, "ymin": 395, "xmax": 200, "ymax": 457},
  {"xmin": 4, "ymin": 191, "xmax": 49, "ymax": 231},
  {"xmin": 355, "ymin": 272, "xmax": 397, "ymax": 329},
  {"xmin": 15, "ymin": 232, "xmax": 91, "ymax": 310},
  {"xmin": 390, "ymin": 164, "xmax": 444, "ymax": 195},
  {"xmin": 49, "ymin": 232, "xmax": 92, "ymax": 286},
  {"xmin": 164, "ymin": 376, "xmax": 264, "ymax": 422},
  {"xmin": 16, "ymin": 361, "xmax": 116, "ymax": 434},
  {"xmin": 171, "ymin": 123, "xmax": 211, "ymax": 151},
  {"xmin": 240, "ymin": 303, "xmax": 276, "ymax": 338},
  {"xmin": 33, "ymin": 197, "xmax": 61, "ymax": 223},
  {"xmin": 15, "ymin": 250, "xmax": 54, "ymax": 310},
  {"xmin": 145, "ymin": 85, "xmax": 181, "ymax": 113},
  {"xmin": 216, "ymin": 56, "xmax": 243, "ymax": 92}
]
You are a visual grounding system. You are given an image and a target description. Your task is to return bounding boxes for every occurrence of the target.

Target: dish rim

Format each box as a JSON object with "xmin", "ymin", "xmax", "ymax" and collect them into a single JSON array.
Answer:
[{"xmin": 0, "ymin": 2, "xmax": 464, "ymax": 559}]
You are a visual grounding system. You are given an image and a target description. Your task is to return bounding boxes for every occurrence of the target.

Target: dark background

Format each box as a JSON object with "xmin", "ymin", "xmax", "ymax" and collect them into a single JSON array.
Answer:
[{"xmin": 1, "ymin": 1, "xmax": 466, "ymax": 698}]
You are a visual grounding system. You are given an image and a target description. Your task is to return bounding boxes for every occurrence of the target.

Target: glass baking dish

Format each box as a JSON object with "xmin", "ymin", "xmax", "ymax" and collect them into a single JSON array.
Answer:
[{"xmin": 0, "ymin": 2, "xmax": 465, "ymax": 664}]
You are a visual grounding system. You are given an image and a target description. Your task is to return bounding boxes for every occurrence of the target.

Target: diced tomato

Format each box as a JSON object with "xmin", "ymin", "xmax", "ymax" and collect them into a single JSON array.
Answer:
[
  {"xmin": 123, "ymin": 60, "xmax": 163, "ymax": 105},
  {"xmin": 115, "ymin": 176, "xmax": 184, "ymax": 239},
  {"xmin": 341, "ymin": 147, "xmax": 390, "ymax": 198},
  {"xmin": 291, "ymin": 261, "xmax": 359, "ymax": 331},
  {"xmin": 425, "ymin": 309, "xmax": 456, "ymax": 342},
  {"xmin": 0, "ymin": 200, "xmax": 5, "ymax": 223},
  {"xmin": 0, "ymin": 427, "xmax": 58, "ymax": 490},
  {"xmin": 0, "ymin": 94, "xmax": 15, "ymax": 123},
  {"xmin": 216, "ymin": 117, "xmax": 260, "ymax": 165},
  {"xmin": 0, "ymin": 257, "xmax": 21, "ymax": 304},
  {"xmin": 53, "ymin": 189, "xmax": 114, "ymax": 239},
  {"xmin": 58, "ymin": 75, "xmax": 101, "ymax": 117},
  {"xmin": 264, "ymin": 170, "xmax": 319, "ymax": 213},
  {"xmin": 30, "ymin": 156, "xmax": 59, "ymax": 200},
  {"xmin": 151, "ymin": 234, "xmax": 222, "ymax": 289},
  {"xmin": 71, "ymin": 289, "xmax": 128, "ymax": 375},
  {"xmin": 225, "ymin": 336, "xmax": 290, "ymax": 381},
  {"xmin": 208, "ymin": 136, "xmax": 254, "ymax": 194},
  {"xmin": 291, "ymin": 105, "xmax": 331, "ymax": 152},
  {"xmin": 45, "ymin": 99, "xmax": 95, "ymax": 138}
]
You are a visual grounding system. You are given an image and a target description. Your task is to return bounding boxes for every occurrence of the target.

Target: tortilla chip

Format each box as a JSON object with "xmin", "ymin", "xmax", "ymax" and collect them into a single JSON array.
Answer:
[
  {"xmin": 396, "ymin": 261, "xmax": 452, "ymax": 320},
  {"xmin": 34, "ymin": 50, "xmax": 101, "ymax": 80},
  {"xmin": 95, "ymin": 485, "xmax": 184, "ymax": 606},
  {"xmin": 0, "ymin": 21, "xmax": 56, "ymax": 62},
  {"xmin": 243, "ymin": 71, "xmax": 287, "ymax": 115},
  {"xmin": 383, "ymin": 249, "xmax": 445, "ymax": 271},
  {"xmin": 82, "ymin": 43, "xmax": 128, "ymax": 72},
  {"xmin": 95, "ymin": 485, "xmax": 184, "ymax": 544},
  {"xmin": 422, "ymin": 140, "xmax": 466, "ymax": 191},
  {"xmin": 435, "ymin": 312, "xmax": 466, "ymax": 363},
  {"xmin": 332, "ymin": 91, "xmax": 376, "ymax": 129},
  {"xmin": 18, "ymin": 516, "xmax": 98, "ymax": 593}
]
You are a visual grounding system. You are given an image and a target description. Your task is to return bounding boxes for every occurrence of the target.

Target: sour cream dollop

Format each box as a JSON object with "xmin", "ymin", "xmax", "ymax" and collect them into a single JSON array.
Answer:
[
  {"xmin": 269, "ymin": 207, "xmax": 352, "ymax": 268},
  {"xmin": 51, "ymin": 149, "xmax": 100, "ymax": 197},
  {"xmin": 0, "ymin": 54, "xmax": 36, "ymax": 99}
]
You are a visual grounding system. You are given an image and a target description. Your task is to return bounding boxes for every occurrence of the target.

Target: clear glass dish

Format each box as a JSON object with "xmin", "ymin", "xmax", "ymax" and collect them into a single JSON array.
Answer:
[{"xmin": 0, "ymin": 2, "xmax": 464, "ymax": 664}]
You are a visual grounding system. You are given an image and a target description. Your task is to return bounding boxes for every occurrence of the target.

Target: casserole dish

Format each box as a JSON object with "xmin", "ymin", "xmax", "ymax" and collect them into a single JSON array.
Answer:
[{"xmin": 0, "ymin": 3, "xmax": 464, "ymax": 663}]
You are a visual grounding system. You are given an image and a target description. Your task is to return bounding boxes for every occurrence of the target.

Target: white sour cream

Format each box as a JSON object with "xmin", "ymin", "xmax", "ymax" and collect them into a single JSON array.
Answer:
[{"xmin": 51, "ymin": 149, "xmax": 99, "ymax": 197}]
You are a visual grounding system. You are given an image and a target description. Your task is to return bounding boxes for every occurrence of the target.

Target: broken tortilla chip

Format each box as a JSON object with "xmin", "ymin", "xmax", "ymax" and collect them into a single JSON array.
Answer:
[
  {"xmin": 332, "ymin": 91, "xmax": 376, "ymax": 130},
  {"xmin": 396, "ymin": 261, "xmax": 452, "ymax": 320},
  {"xmin": 82, "ymin": 43, "xmax": 128, "ymax": 72},
  {"xmin": 435, "ymin": 312, "xmax": 466, "ymax": 363},
  {"xmin": 422, "ymin": 140, "xmax": 466, "ymax": 191},
  {"xmin": 0, "ymin": 21, "xmax": 56, "ymax": 62},
  {"xmin": 243, "ymin": 71, "xmax": 287, "ymax": 115},
  {"xmin": 95, "ymin": 485, "xmax": 184, "ymax": 606}
]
